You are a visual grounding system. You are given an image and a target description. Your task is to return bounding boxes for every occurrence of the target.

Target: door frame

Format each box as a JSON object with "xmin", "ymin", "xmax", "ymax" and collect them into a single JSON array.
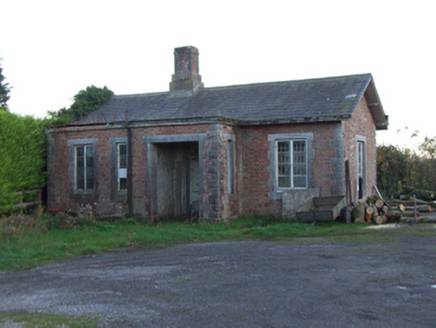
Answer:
[{"xmin": 144, "ymin": 134, "xmax": 207, "ymax": 220}]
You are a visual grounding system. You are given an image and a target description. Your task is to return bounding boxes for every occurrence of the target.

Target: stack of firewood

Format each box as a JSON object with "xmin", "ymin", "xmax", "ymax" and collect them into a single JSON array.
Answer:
[
  {"xmin": 353, "ymin": 196, "xmax": 390, "ymax": 224},
  {"xmin": 352, "ymin": 195, "xmax": 436, "ymax": 224},
  {"xmin": 393, "ymin": 198, "xmax": 436, "ymax": 223}
]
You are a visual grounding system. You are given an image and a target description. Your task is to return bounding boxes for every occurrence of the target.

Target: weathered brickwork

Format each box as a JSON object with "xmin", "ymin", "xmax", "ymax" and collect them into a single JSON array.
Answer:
[
  {"xmin": 47, "ymin": 47, "xmax": 387, "ymax": 220},
  {"xmin": 234, "ymin": 98, "xmax": 377, "ymax": 217},
  {"xmin": 343, "ymin": 96, "xmax": 377, "ymax": 201},
  {"xmin": 47, "ymin": 126, "xmax": 129, "ymax": 216},
  {"xmin": 238, "ymin": 123, "xmax": 342, "ymax": 216},
  {"xmin": 130, "ymin": 124, "xmax": 210, "ymax": 220},
  {"xmin": 47, "ymin": 97, "xmax": 378, "ymax": 220},
  {"xmin": 48, "ymin": 123, "xmax": 236, "ymax": 221}
]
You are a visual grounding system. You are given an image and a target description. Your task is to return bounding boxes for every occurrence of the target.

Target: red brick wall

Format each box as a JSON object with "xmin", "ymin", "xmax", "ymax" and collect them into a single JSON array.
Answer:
[
  {"xmin": 236, "ymin": 98, "xmax": 378, "ymax": 216},
  {"xmin": 48, "ymin": 126, "xmax": 129, "ymax": 216},
  {"xmin": 48, "ymin": 124, "xmax": 216, "ymax": 219},
  {"xmin": 238, "ymin": 123, "xmax": 341, "ymax": 216},
  {"xmin": 129, "ymin": 124, "xmax": 211, "ymax": 218},
  {"xmin": 48, "ymin": 100, "xmax": 378, "ymax": 220},
  {"xmin": 343, "ymin": 96, "xmax": 377, "ymax": 201}
]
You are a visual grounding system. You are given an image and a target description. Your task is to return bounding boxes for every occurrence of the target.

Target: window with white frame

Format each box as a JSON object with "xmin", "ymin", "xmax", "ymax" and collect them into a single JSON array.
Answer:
[
  {"xmin": 117, "ymin": 143, "xmax": 127, "ymax": 190},
  {"xmin": 75, "ymin": 145, "xmax": 94, "ymax": 191},
  {"xmin": 276, "ymin": 139, "xmax": 307, "ymax": 189},
  {"xmin": 357, "ymin": 140, "xmax": 365, "ymax": 199}
]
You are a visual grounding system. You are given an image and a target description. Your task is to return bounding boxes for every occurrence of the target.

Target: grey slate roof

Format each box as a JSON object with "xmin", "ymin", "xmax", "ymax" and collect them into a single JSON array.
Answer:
[{"xmin": 76, "ymin": 73, "xmax": 388, "ymax": 130}]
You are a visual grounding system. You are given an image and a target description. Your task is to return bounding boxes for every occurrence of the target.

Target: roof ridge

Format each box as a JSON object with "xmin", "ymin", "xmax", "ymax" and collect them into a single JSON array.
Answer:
[
  {"xmin": 110, "ymin": 73, "xmax": 373, "ymax": 98},
  {"xmin": 113, "ymin": 91, "xmax": 168, "ymax": 98},
  {"xmin": 200, "ymin": 73, "xmax": 373, "ymax": 91}
]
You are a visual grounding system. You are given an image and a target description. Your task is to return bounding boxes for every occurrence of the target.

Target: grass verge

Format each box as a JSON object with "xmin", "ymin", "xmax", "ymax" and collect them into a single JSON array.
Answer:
[{"xmin": 1, "ymin": 214, "xmax": 432, "ymax": 272}]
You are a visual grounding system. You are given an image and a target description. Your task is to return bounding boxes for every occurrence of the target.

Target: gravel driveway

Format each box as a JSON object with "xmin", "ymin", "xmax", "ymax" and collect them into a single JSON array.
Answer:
[{"xmin": 1, "ymin": 231, "xmax": 436, "ymax": 327}]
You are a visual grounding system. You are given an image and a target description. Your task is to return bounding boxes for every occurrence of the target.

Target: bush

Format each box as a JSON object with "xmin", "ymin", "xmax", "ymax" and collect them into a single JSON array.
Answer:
[
  {"xmin": 0, "ymin": 112, "xmax": 50, "ymax": 214},
  {"xmin": 377, "ymin": 144, "xmax": 436, "ymax": 199}
]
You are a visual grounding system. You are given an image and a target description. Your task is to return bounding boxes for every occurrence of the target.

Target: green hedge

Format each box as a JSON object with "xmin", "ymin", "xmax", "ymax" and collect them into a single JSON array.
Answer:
[
  {"xmin": 0, "ymin": 111, "xmax": 49, "ymax": 214},
  {"xmin": 377, "ymin": 144, "xmax": 436, "ymax": 199}
]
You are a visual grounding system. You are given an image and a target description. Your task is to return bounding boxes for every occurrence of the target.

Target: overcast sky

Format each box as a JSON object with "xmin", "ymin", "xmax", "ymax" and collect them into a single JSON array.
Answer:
[{"xmin": 1, "ymin": 0, "xmax": 435, "ymax": 150}]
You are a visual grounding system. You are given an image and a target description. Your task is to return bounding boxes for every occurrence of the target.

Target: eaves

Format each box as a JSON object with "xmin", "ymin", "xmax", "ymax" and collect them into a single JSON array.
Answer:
[{"xmin": 48, "ymin": 114, "xmax": 353, "ymax": 133}]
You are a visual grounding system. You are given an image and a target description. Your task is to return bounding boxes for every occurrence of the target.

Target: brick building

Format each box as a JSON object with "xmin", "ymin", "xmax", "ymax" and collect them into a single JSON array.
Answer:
[{"xmin": 47, "ymin": 46, "xmax": 388, "ymax": 221}]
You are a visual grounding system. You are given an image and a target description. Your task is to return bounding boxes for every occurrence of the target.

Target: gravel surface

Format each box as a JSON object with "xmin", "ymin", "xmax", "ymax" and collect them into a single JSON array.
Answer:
[{"xmin": 1, "ymin": 234, "xmax": 436, "ymax": 327}]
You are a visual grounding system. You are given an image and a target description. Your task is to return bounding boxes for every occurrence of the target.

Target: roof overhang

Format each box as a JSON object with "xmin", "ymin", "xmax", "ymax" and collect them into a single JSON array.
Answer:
[
  {"xmin": 365, "ymin": 77, "xmax": 389, "ymax": 130},
  {"xmin": 55, "ymin": 114, "xmax": 353, "ymax": 131}
]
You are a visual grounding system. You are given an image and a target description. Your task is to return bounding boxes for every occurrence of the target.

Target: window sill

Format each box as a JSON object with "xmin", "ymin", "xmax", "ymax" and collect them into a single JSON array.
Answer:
[
  {"xmin": 277, "ymin": 187, "xmax": 308, "ymax": 192},
  {"xmin": 74, "ymin": 190, "xmax": 94, "ymax": 194}
]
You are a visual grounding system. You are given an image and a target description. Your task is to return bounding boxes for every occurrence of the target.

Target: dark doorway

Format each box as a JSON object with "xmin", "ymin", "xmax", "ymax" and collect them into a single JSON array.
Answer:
[{"xmin": 156, "ymin": 142, "xmax": 199, "ymax": 218}]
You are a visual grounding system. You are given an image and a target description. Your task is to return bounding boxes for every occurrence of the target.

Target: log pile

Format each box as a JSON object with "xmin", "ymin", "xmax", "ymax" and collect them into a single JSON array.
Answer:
[
  {"xmin": 352, "ymin": 195, "xmax": 436, "ymax": 224},
  {"xmin": 353, "ymin": 196, "xmax": 389, "ymax": 224},
  {"xmin": 394, "ymin": 198, "xmax": 436, "ymax": 223}
]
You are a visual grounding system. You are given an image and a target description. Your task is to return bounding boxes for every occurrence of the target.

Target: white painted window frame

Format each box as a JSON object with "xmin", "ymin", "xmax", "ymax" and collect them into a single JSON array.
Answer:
[
  {"xmin": 75, "ymin": 144, "xmax": 94, "ymax": 191},
  {"xmin": 117, "ymin": 142, "xmax": 127, "ymax": 191},
  {"xmin": 268, "ymin": 133, "xmax": 313, "ymax": 199},
  {"xmin": 356, "ymin": 135, "xmax": 366, "ymax": 198},
  {"xmin": 275, "ymin": 139, "xmax": 308, "ymax": 190}
]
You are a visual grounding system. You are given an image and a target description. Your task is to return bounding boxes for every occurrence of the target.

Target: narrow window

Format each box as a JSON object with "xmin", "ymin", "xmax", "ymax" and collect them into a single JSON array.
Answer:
[
  {"xmin": 277, "ymin": 141, "xmax": 291, "ymax": 188},
  {"xmin": 277, "ymin": 140, "xmax": 307, "ymax": 189},
  {"xmin": 357, "ymin": 141, "xmax": 365, "ymax": 198},
  {"xmin": 118, "ymin": 143, "xmax": 127, "ymax": 190},
  {"xmin": 292, "ymin": 140, "xmax": 307, "ymax": 188},
  {"xmin": 227, "ymin": 139, "xmax": 235, "ymax": 194},
  {"xmin": 76, "ymin": 145, "xmax": 93, "ymax": 191}
]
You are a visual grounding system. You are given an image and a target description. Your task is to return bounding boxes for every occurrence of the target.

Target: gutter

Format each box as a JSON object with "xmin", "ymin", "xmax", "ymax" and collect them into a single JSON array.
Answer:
[
  {"xmin": 107, "ymin": 114, "xmax": 351, "ymax": 128},
  {"xmin": 48, "ymin": 114, "xmax": 354, "ymax": 133},
  {"xmin": 125, "ymin": 110, "xmax": 133, "ymax": 218}
]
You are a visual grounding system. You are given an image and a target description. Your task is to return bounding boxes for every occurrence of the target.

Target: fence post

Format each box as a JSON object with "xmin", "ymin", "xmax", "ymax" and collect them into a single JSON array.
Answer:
[{"xmin": 13, "ymin": 189, "xmax": 42, "ymax": 214}]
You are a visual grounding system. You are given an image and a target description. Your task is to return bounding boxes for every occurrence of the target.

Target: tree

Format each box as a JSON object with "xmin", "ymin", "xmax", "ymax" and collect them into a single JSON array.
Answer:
[
  {"xmin": 419, "ymin": 136, "xmax": 436, "ymax": 159},
  {"xmin": 377, "ymin": 143, "xmax": 436, "ymax": 199},
  {"xmin": 377, "ymin": 145, "xmax": 408, "ymax": 198},
  {"xmin": 0, "ymin": 62, "xmax": 11, "ymax": 111},
  {"xmin": 48, "ymin": 85, "xmax": 113, "ymax": 124}
]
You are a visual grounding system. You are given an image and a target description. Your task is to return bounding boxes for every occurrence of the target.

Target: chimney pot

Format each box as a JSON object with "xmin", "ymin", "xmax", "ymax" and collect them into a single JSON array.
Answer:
[{"xmin": 170, "ymin": 46, "xmax": 204, "ymax": 94}]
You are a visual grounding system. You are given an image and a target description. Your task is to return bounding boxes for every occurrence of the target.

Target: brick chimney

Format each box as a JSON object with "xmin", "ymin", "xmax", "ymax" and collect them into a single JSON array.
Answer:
[{"xmin": 170, "ymin": 46, "xmax": 204, "ymax": 94}]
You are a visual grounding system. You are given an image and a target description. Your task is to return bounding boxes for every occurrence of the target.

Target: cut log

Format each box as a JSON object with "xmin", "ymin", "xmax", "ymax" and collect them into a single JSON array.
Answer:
[
  {"xmin": 404, "ymin": 205, "xmax": 431, "ymax": 212},
  {"xmin": 366, "ymin": 206, "xmax": 374, "ymax": 215},
  {"xmin": 372, "ymin": 205, "xmax": 379, "ymax": 217},
  {"xmin": 401, "ymin": 211, "xmax": 436, "ymax": 218},
  {"xmin": 365, "ymin": 214, "xmax": 372, "ymax": 222},
  {"xmin": 399, "ymin": 210, "xmax": 416, "ymax": 217},
  {"xmin": 366, "ymin": 196, "xmax": 378, "ymax": 205},
  {"xmin": 372, "ymin": 185, "xmax": 385, "ymax": 202},
  {"xmin": 375, "ymin": 199, "xmax": 385, "ymax": 209},
  {"xmin": 398, "ymin": 204, "xmax": 406, "ymax": 212},
  {"xmin": 382, "ymin": 205, "xmax": 389, "ymax": 214},
  {"xmin": 353, "ymin": 203, "xmax": 366, "ymax": 223},
  {"xmin": 394, "ymin": 199, "xmax": 431, "ymax": 206},
  {"xmin": 374, "ymin": 215, "xmax": 388, "ymax": 225},
  {"xmin": 386, "ymin": 209, "xmax": 402, "ymax": 220}
]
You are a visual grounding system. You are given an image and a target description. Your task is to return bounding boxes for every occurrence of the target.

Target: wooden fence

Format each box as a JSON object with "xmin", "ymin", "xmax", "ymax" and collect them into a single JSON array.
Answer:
[{"xmin": 12, "ymin": 189, "xmax": 42, "ymax": 213}]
